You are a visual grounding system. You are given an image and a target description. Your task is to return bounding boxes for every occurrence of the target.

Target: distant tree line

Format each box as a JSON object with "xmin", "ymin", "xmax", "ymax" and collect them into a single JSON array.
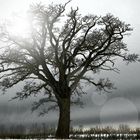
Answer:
[
  {"xmin": 0, "ymin": 123, "xmax": 140, "ymax": 139},
  {"xmin": 0, "ymin": 123, "xmax": 55, "ymax": 138}
]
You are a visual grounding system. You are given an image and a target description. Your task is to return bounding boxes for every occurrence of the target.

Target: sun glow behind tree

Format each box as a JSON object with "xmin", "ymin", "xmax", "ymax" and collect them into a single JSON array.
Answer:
[{"xmin": 5, "ymin": 15, "xmax": 31, "ymax": 38}]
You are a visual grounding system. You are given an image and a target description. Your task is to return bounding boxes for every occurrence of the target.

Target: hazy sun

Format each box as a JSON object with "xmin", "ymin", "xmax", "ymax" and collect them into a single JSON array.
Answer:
[{"xmin": 6, "ymin": 14, "xmax": 31, "ymax": 37}]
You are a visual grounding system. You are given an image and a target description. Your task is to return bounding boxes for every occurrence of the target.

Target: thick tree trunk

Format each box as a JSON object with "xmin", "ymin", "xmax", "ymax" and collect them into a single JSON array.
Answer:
[{"xmin": 55, "ymin": 97, "xmax": 70, "ymax": 139}]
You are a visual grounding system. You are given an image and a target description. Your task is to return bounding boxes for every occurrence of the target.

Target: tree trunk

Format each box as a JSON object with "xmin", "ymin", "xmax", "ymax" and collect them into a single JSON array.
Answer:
[{"xmin": 55, "ymin": 97, "xmax": 70, "ymax": 139}]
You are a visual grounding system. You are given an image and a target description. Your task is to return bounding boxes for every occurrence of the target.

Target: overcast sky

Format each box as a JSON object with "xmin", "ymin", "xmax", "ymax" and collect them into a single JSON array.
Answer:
[{"xmin": 0, "ymin": 0, "xmax": 140, "ymax": 128}]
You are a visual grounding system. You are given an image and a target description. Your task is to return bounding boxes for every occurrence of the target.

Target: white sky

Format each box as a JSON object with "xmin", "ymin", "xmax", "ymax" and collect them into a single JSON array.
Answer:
[
  {"xmin": 0, "ymin": 0, "xmax": 140, "ymax": 52},
  {"xmin": 0, "ymin": 0, "xmax": 139, "ymax": 23}
]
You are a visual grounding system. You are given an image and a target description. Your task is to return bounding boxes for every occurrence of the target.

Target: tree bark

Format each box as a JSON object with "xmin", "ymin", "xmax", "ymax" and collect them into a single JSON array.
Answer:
[{"xmin": 55, "ymin": 96, "xmax": 70, "ymax": 139}]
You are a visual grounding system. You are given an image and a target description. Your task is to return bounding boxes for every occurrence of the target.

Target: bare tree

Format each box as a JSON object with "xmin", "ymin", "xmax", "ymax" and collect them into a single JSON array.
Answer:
[{"xmin": 0, "ymin": 1, "xmax": 139, "ymax": 138}]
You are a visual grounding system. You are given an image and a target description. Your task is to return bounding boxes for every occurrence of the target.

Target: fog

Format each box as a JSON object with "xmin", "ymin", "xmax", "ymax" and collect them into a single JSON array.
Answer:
[{"xmin": 0, "ymin": 0, "xmax": 140, "ymax": 128}]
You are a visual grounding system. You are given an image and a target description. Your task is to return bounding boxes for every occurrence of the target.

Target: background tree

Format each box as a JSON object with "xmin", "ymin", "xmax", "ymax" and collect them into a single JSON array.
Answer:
[{"xmin": 0, "ymin": 1, "xmax": 139, "ymax": 138}]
